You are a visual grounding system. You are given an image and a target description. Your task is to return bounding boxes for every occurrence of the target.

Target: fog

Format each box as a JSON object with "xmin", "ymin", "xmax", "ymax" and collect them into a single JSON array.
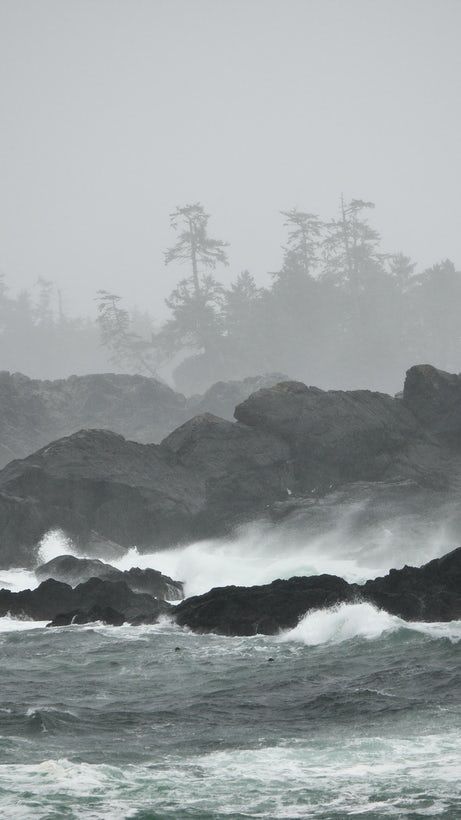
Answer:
[{"xmin": 0, "ymin": 0, "xmax": 460, "ymax": 391}]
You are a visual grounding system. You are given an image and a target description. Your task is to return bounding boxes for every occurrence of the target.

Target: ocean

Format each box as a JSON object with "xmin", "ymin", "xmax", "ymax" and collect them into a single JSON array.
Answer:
[{"xmin": 0, "ymin": 528, "xmax": 460, "ymax": 819}]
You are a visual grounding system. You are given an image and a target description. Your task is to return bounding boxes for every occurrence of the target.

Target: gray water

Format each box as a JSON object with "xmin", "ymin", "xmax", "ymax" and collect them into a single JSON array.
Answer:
[
  {"xmin": 1, "ymin": 522, "xmax": 461, "ymax": 819},
  {"xmin": 0, "ymin": 606, "xmax": 460, "ymax": 819}
]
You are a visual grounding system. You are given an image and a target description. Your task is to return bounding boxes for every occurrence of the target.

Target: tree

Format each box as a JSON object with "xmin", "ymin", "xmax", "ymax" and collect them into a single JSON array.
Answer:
[
  {"xmin": 322, "ymin": 197, "xmax": 383, "ymax": 289},
  {"xmin": 279, "ymin": 208, "xmax": 322, "ymax": 278},
  {"xmin": 165, "ymin": 203, "xmax": 229, "ymax": 297},
  {"xmin": 160, "ymin": 274, "xmax": 224, "ymax": 355},
  {"xmin": 34, "ymin": 277, "xmax": 54, "ymax": 326},
  {"xmin": 222, "ymin": 271, "xmax": 262, "ymax": 336},
  {"xmin": 95, "ymin": 290, "xmax": 157, "ymax": 376},
  {"xmin": 389, "ymin": 253, "xmax": 416, "ymax": 292},
  {"xmin": 162, "ymin": 203, "xmax": 229, "ymax": 361}
]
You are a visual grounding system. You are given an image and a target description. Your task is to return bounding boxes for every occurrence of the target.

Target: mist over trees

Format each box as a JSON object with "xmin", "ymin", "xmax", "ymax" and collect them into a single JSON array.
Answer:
[
  {"xmin": 1, "ymin": 197, "xmax": 460, "ymax": 393},
  {"xmin": 96, "ymin": 198, "xmax": 461, "ymax": 394},
  {"xmin": 0, "ymin": 275, "xmax": 112, "ymax": 378}
]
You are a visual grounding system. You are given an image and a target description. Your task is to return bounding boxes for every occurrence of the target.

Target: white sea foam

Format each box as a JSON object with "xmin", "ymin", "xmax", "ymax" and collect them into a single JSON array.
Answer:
[
  {"xmin": 0, "ymin": 567, "xmax": 36, "ymax": 593},
  {"xmin": 37, "ymin": 529, "xmax": 77, "ymax": 564},
  {"xmin": 1, "ymin": 732, "xmax": 460, "ymax": 819},
  {"xmin": 280, "ymin": 601, "xmax": 461, "ymax": 646},
  {"xmin": 110, "ymin": 534, "xmax": 379, "ymax": 598},
  {"xmin": 0, "ymin": 615, "xmax": 48, "ymax": 633},
  {"xmin": 0, "ymin": 501, "xmax": 457, "ymax": 603}
]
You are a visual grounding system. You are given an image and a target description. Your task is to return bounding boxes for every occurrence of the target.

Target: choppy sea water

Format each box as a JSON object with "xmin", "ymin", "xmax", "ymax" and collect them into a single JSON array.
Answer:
[{"xmin": 0, "ymin": 528, "xmax": 461, "ymax": 818}]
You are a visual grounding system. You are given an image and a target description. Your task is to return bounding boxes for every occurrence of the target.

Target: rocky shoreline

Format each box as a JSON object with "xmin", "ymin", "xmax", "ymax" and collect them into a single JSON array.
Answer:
[
  {"xmin": 1, "ymin": 364, "xmax": 461, "ymax": 567},
  {"xmin": 0, "ymin": 362, "xmax": 460, "ymax": 633},
  {"xmin": 0, "ymin": 547, "xmax": 460, "ymax": 633}
]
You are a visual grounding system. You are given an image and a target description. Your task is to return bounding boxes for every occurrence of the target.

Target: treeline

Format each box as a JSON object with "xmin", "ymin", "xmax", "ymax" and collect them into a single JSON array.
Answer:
[
  {"xmin": 97, "ymin": 199, "xmax": 461, "ymax": 394},
  {"xmin": 0, "ymin": 276, "xmax": 111, "ymax": 378}
]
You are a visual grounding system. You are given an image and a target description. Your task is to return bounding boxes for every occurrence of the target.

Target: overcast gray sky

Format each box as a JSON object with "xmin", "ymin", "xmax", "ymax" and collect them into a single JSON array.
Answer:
[{"xmin": 1, "ymin": 0, "xmax": 460, "ymax": 319}]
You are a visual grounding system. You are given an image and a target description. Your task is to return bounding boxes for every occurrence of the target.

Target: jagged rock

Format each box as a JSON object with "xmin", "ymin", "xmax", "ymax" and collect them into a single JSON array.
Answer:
[
  {"xmin": 0, "ymin": 370, "xmax": 289, "ymax": 469},
  {"xmin": 0, "ymin": 429, "xmax": 203, "ymax": 567},
  {"xmin": 174, "ymin": 547, "xmax": 461, "ymax": 635},
  {"xmin": 234, "ymin": 379, "xmax": 444, "ymax": 490},
  {"xmin": 0, "ymin": 413, "xmax": 291, "ymax": 566},
  {"xmin": 175, "ymin": 575, "xmax": 355, "ymax": 635},
  {"xmin": 1, "ymin": 365, "xmax": 461, "ymax": 568},
  {"xmin": 0, "ymin": 371, "xmax": 187, "ymax": 469},
  {"xmin": 162, "ymin": 413, "xmax": 291, "ymax": 532},
  {"xmin": 36, "ymin": 554, "xmax": 183, "ymax": 600},
  {"xmin": 403, "ymin": 364, "xmax": 461, "ymax": 441},
  {"xmin": 0, "ymin": 576, "xmax": 172, "ymax": 621},
  {"xmin": 362, "ymin": 547, "xmax": 461, "ymax": 620}
]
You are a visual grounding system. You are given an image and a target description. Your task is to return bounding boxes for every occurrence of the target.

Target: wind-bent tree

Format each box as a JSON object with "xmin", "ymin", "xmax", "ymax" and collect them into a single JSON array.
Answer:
[{"xmin": 165, "ymin": 203, "xmax": 229, "ymax": 297}]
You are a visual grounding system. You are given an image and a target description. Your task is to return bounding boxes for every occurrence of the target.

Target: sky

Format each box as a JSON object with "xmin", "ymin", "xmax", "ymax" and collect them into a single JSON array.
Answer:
[{"xmin": 1, "ymin": 0, "xmax": 460, "ymax": 320}]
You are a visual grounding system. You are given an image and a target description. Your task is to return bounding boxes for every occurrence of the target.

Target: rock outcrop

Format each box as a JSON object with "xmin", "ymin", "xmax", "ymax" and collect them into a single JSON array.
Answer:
[
  {"xmin": 0, "ymin": 371, "xmax": 288, "ymax": 469},
  {"xmin": 187, "ymin": 374, "xmax": 288, "ymax": 421},
  {"xmin": 234, "ymin": 379, "xmax": 438, "ymax": 490},
  {"xmin": 363, "ymin": 546, "xmax": 461, "ymax": 621},
  {"xmin": 403, "ymin": 364, "xmax": 461, "ymax": 442},
  {"xmin": 47, "ymin": 605, "xmax": 125, "ymax": 627},
  {"xmin": 4, "ymin": 547, "xmax": 461, "ymax": 632},
  {"xmin": 0, "ymin": 429, "xmax": 203, "ymax": 566},
  {"xmin": 174, "ymin": 547, "xmax": 461, "ymax": 635},
  {"xmin": 0, "ymin": 364, "xmax": 460, "ymax": 568},
  {"xmin": 0, "ymin": 418, "xmax": 290, "ymax": 566},
  {"xmin": 35, "ymin": 554, "xmax": 183, "ymax": 600},
  {"xmin": 175, "ymin": 575, "xmax": 355, "ymax": 636},
  {"xmin": 0, "ymin": 371, "xmax": 186, "ymax": 469},
  {"xmin": 0, "ymin": 576, "xmax": 172, "ymax": 622}
]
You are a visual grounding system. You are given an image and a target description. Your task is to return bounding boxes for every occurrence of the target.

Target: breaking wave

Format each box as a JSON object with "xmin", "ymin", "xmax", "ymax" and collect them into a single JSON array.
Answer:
[{"xmin": 280, "ymin": 601, "xmax": 461, "ymax": 646}]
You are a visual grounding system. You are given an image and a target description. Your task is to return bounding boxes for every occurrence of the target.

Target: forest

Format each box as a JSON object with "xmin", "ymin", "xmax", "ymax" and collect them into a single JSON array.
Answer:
[{"xmin": 2, "ymin": 197, "xmax": 460, "ymax": 394}]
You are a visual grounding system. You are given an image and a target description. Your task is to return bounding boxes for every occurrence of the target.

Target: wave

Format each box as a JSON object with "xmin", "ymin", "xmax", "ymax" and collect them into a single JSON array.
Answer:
[
  {"xmin": 111, "ymin": 536, "xmax": 380, "ymax": 598},
  {"xmin": 280, "ymin": 602, "xmax": 461, "ymax": 646},
  {"xmin": 1, "ymin": 732, "xmax": 461, "ymax": 819},
  {"xmin": 0, "ymin": 567, "xmax": 37, "ymax": 594},
  {"xmin": 37, "ymin": 529, "xmax": 78, "ymax": 564},
  {"xmin": 0, "ymin": 501, "xmax": 458, "ymax": 603},
  {"xmin": 0, "ymin": 615, "xmax": 48, "ymax": 633}
]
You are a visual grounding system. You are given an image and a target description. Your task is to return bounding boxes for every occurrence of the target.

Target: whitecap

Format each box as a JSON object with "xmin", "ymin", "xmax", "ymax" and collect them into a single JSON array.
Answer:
[
  {"xmin": 280, "ymin": 601, "xmax": 461, "ymax": 646},
  {"xmin": 0, "ymin": 615, "xmax": 48, "ymax": 633}
]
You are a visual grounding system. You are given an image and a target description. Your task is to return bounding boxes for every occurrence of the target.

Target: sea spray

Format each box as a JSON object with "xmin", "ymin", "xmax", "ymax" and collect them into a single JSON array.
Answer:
[{"xmin": 280, "ymin": 601, "xmax": 461, "ymax": 646}]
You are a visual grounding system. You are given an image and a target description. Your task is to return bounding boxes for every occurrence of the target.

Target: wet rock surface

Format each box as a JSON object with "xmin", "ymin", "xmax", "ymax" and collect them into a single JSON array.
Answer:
[
  {"xmin": 0, "ymin": 364, "xmax": 461, "ymax": 568},
  {"xmin": 35, "ymin": 555, "xmax": 183, "ymax": 600},
  {"xmin": 0, "ymin": 576, "xmax": 172, "ymax": 622},
  {"xmin": 174, "ymin": 547, "xmax": 461, "ymax": 635}
]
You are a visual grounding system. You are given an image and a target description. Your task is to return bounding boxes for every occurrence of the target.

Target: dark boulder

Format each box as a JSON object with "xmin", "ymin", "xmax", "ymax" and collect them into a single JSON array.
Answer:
[
  {"xmin": 0, "ymin": 429, "xmax": 203, "ymax": 567},
  {"xmin": 403, "ymin": 364, "xmax": 461, "ymax": 442},
  {"xmin": 174, "ymin": 575, "xmax": 355, "ymax": 636},
  {"xmin": 162, "ymin": 413, "xmax": 291, "ymax": 532},
  {"xmin": 0, "ymin": 576, "xmax": 172, "ymax": 622},
  {"xmin": 363, "ymin": 546, "xmax": 461, "ymax": 621},
  {"xmin": 47, "ymin": 605, "xmax": 125, "ymax": 627},
  {"xmin": 35, "ymin": 554, "xmax": 184, "ymax": 600},
  {"xmin": 175, "ymin": 547, "xmax": 461, "ymax": 636},
  {"xmin": 234, "ymin": 380, "xmax": 432, "ymax": 491},
  {"xmin": 0, "ymin": 418, "xmax": 291, "ymax": 566}
]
